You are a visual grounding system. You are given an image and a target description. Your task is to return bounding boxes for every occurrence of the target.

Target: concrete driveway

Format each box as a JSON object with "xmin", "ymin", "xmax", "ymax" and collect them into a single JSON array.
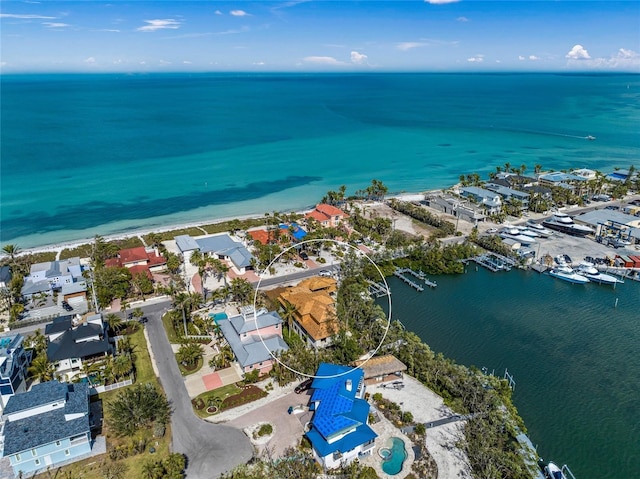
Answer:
[
  {"xmin": 143, "ymin": 301, "xmax": 253, "ymax": 478},
  {"xmin": 224, "ymin": 390, "xmax": 308, "ymax": 457}
]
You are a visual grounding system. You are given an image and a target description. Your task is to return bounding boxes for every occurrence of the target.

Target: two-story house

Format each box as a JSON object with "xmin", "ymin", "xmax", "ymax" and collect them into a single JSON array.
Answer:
[
  {"xmin": 216, "ymin": 306, "xmax": 288, "ymax": 375},
  {"xmin": 276, "ymin": 277, "xmax": 340, "ymax": 349},
  {"xmin": 459, "ymin": 186, "xmax": 503, "ymax": 215},
  {"xmin": 305, "ymin": 204, "xmax": 349, "ymax": 228},
  {"xmin": 104, "ymin": 246, "xmax": 167, "ymax": 279},
  {"xmin": 21, "ymin": 258, "xmax": 86, "ymax": 300},
  {"xmin": 1, "ymin": 380, "xmax": 92, "ymax": 476},
  {"xmin": 305, "ymin": 363, "xmax": 377, "ymax": 469},
  {"xmin": 0, "ymin": 335, "xmax": 32, "ymax": 413},
  {"xmin": 45, "ymin": 314, "xmax": 111, "ymax": 382}
]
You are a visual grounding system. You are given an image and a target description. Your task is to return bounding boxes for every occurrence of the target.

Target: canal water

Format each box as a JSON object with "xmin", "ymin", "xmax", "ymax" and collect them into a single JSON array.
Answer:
[{"xmin": 378, "ymin": 267, "xmax": 640, "ymax": 479}]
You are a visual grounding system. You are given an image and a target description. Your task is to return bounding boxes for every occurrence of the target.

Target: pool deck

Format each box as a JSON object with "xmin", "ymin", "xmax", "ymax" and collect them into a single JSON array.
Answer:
[
  {"xmin": 360, "ymin": 414, "xmax": 416, "ymax": 478},
  {"xmin": 364, "ymin": 375, "xmax": 473, "ymax": 479}
]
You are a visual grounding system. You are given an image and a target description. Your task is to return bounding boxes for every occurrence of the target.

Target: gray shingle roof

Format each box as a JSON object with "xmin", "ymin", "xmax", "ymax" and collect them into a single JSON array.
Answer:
[
  {"xmin": 3, "ymin": 381, "xmax": 68, "ymax": 416},
  {"xmin": 47, "ymin": 325, "xmax": 110, "ymax": 362},
  {"xmin": 45, "ymin": 316, "xmax": 74, "ymax": 336},
  {"xmin": 229, "ymin": 311, "xmax": 283, "ymax": 335},
  {"xmin": 196, "ymin": 235, "xmax": 254, "ymax": 269},
  {"xmin": 2, "ymin": 382, "xmax": 90, "ymax": 456}
]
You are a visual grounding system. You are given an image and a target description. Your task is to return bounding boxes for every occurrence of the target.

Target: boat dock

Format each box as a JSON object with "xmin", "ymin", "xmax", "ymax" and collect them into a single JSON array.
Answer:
[
  {"xmin": 393, "ymin": 268, "xmax": 424, "ymax": 292},
  {"xmin": 367, "ymin": 280, "xmax": 391, "ymax": 298},
  {"xmin": 464, "ymin": 253, "xmax": 516, "ymax": 272}
]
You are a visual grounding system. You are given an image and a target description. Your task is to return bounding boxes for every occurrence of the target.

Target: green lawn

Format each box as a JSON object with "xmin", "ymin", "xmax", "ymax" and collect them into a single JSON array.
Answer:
[
  {"xmin": 177, "ymin": 356, "xmax": 204, "ymax": 376},
  {"xmin": 192, "ymin": 384, "xmax": 242, "ymax": 419},
  {"xmin": 162, "ymin": 311, "xmax": 182, "ymax": 344}
]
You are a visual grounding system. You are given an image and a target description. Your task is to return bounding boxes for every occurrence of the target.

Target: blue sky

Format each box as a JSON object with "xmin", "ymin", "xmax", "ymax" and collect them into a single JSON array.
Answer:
[{"xmin": 1, "ymin": 1, "xmax": 639, "ymax": 73}]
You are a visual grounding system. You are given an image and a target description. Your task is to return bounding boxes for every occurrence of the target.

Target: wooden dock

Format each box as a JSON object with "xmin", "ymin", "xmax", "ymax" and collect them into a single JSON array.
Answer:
[
  {"xmin": 367, "ymin": 280, "xmax": 391, "ymax": 298},
  {"xmin": 393, "ymin": 268, "xmax": 438, "ymax": 290}
]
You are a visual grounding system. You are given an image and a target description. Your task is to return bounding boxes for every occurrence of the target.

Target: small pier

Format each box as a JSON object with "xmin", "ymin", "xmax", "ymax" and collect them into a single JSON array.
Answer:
[
  {"xmin": 395, "ymin": 268, "xmax": 437, "ymax": 288},
  {"xmin": 393, "ymin": 268, "xmax": 424, "ymax": 292},
  {"xmin": 367, "ymin": 280, "xmax": 391, "ymax": 298}
]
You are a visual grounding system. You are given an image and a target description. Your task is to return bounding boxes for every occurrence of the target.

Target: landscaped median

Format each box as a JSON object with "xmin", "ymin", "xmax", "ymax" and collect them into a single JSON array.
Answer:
[{"xmin": 191, "ymin": 383, "xmax": 268, "ymax": 419}]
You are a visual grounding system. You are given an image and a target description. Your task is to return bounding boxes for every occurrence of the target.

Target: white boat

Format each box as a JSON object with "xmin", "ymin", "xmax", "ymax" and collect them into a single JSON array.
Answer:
[
  {"xmin": 549, "ymin": 265, "xmax": 590, "ymax": 284},
  {"xmin": 526, "ymin": 220, "xmax": 554, "ymax": 237},
  {"xmin": 500, "ymin": 228, "xmax": 537, "ymax": 244},
  {"xmin": 545, "ymin": 462, "xmax": 567, "ymax": 479},
  {"xmin": 543, "ymin": 212, "xmax": 594, "ymax": 237},
  {"xmin": 576, "ymin": 262, "xmax": 624, "ymax": 285},
  {"xmin": 586, "ymin": 135, "xmax": 596, "ymax": 141}
]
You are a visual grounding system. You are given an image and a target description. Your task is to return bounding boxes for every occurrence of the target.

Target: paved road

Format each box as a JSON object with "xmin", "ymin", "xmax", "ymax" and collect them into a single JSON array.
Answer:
[
  {"xmin": 252, "ymin": 264, "xmax": 338, "ymax": 288},
  {"xmin": 142, "ymin": 301, "xmax": 254, "ymax": 478}
]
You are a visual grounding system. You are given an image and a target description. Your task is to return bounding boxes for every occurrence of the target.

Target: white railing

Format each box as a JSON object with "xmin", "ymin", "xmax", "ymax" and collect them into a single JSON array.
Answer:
[{"xmin": 90, "ymin": 378, "xmax": 133, "ymax": 395}]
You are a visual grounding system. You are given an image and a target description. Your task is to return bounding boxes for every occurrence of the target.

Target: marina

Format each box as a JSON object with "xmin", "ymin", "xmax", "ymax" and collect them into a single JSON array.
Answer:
[
  {"xmin": 393, "ymin": 268, "xmax": 424, "ymax": 292},
  {"xmin": 463, "ymin": 253, "xmax": 517, "ymax": 272},
  {"xmin": 393, "ymin": 268, "xmax": 438, "ymax": 291},
  {"xmin": 367, "ymin": 280, "xmax": 391, "ymax": 298}
]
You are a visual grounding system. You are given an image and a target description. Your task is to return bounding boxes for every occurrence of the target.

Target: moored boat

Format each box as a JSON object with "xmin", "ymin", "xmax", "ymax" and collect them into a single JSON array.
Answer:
[
  {"xmin": 544, "ymin": 462, "xmax": 567, "ymax": 479},
  {"xmin": 549, "ymin": 265, "xmax": 590, "ymax": 284},
  {"xmin": 576, "ymin": 262, "xmax": 624, "ymax": 285},
  {"xmin": 526, "ymin": 220, "xmax": 554, "ymax": 238},
  {"xmin": 543, "ymin": 212, "xmax": 594, "ymax": 237}
]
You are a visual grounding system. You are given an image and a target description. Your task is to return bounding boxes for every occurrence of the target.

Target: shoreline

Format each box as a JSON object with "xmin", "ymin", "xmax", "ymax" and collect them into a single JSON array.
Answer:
[{"xmin": 2, "ymin": 191, "xmax": 437, "ymax": 258}]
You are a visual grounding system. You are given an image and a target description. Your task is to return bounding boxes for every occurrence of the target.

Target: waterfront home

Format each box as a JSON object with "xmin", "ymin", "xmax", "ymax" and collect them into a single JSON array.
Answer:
[
  {"xmin": 423, "ymin": 195, "xmax": 487, "ymax": 225},
  {"xmin": 247, "ymin": 222, "xmax": 307, "ymax": 245},
  {"xmin": 571, "ymin": 168, "xmax": 597, "ymax": 180},
  {"xmin": 1, "ymin": 380, "xmax": 92, "ymax": 477},
  {"xmin": 537, "ymin": 171, "xmax": 588, "ymax": 193},
  {"xmin": 606, "ymin": 169, "xmax": 637, "ymax": 183},
  {"xmin": 459, "ymin": 187, "xmax": 502, "ymax": 215},
  {"xmin": 0, "ymin": 335, "xmax": 32, "ymax": 413},
  {"xmin": 305, "ymin": 204, "xmax": 349, "ymax": 228},
  {"xmin": 216, "ymin": 306, "xmax": 288, "ymax": 375},
  {"xmin": 45, "ymin": 314, "xmax": 112, "ymax": 382},
  {"xmin": 104, "ymin": 246, "xmax": 167, "ymax": 278},
  {"xmin": 276, "ymin": 277, "xmax": 340, "ymax": 349},
  {"xmin": 305, "ymin": 363, "xmax": 377, "ymax": 469},
  {"xmin": 352, "ymin": 354, "xmax": 407, "ymax": 386},
  {"xmin": 175, "ymin": 234, "xmax": 254, "ymax": 275},
  {"xmin": 20, "ymin": 258, "xmax": 85, "ymax": 300},
  {"xmin": 484, "ymin": 183, "xmax": 530, "ymax": 211}
]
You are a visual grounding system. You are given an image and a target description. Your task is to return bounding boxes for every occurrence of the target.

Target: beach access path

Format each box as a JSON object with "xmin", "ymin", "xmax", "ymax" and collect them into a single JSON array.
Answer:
[{"xmin": 142, "ymin": 299, "xmax": 254, "ymax": 478}]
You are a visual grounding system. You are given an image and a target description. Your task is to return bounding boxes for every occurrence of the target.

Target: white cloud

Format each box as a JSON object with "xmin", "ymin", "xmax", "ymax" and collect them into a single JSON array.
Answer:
[
  {"xmin": 137, "ymin": 19, "xmax": 181, "ymax": 32},
  {"xmin": 618, "ymin": 48, "xmax": 635, "ymax": 58},
  {"xmin": 0, "ymin": 13, "xmax": 55, "ymax": 19},
  {"xmin": 457, "ymin": 16, "xmax": 469, "ymax": 22},
  {"xmin": 397, "ymin": 42, "xmax": 427, "ymax": 51},
  {"xmin": 518, "ymin": 55, "xmax": 525, "ymax": 61},
  {"xmin": 573, "ymin": 48, "xmax": 640, "ymax": 70},
  {"xmin": 350, "ymin": 51, "xmax": 368, "ymax": 64},
  {"xmin": 230, "ymin": 10, "xmax": 249, "ymax": 17},
  {"xmin": 303, "ymin": 56, "xmax": 343, "ymax": 65},
  {"xmin": 529, "ymin": 55, "xmax": 539, "ymax": 61},
  {"xmin": 43, "ymin": 22, "xmax": 70, "ymax": 28},
  {"xmin": 253, "ymin": 61, "xmax": 266, "ymax": 65},
  {"xmin": 214, "ymin": 10, "xmax": 223, "ymax": 15},
  {"xmin": 0, "ymin": 62, "xmax": 7, "ymax": 67},
  {"xmin": 425, "ymin": 0, "xmax": 460, "ymax": 4},
  {"xmin": 84, "ymin": 57, "xmax": 96, "ymax": 63},
  {"xmin": 96, "ymin": 29, "xmax": 120, "ymax": 32},
  {"xmin": 183, "ymin": 60, "xmax": 192, "ymax": 64},
  {"xmin": 566, "ymin": 44, "xmax": 590, "ymax": 60},
  {"xmin": 467, "ymin": 55, "xmax": 484, "ymax": 63}
]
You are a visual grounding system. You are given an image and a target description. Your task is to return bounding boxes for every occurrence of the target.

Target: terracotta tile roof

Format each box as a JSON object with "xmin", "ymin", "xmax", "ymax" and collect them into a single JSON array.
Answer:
[
  {"xmin": 119, "ymin": 247, "xmax": 149, "ymax": 264},
  {"xmin": 305, "ymin": 210, "xmax": 331, "ymax": 223},
  {"xmin": 315, "ymin": 204, "xmax": 348, "ymax": 218},
  {"xmin": 298, "ymin": 277, "xmax": 337, "ymax": 293},
  {"xmin": 128, "ymin": 265, "xmax": 152, "ymax": 279},
  {"xmin": 248, "ymin": 228, "xmax": 290, "ymax": 245},
  {"xmin": 278, "ymin": 283, "xmax": 339, "ymax": 342}
]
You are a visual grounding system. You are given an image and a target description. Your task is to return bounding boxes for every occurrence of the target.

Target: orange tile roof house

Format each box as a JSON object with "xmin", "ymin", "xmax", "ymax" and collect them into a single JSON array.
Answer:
[
  {"xmin": 104, "ymin": 246, "xmax": 166, "ymax": 277},
  {"xmin": 305, "ymin": 204, "xmax": 349, "ymax": 228},
  {"xmin": 277, "ymin": 277, "xmax": 340, "ymax": 349}
]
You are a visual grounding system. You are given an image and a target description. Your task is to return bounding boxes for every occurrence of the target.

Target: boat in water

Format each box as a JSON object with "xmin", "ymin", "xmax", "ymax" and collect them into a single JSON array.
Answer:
[
  {"xmin": 542, "ymin": 212, "xmax": 594, "ymax": 237},
  {"xmin": 586, "ymin": 135, "xmax": 596, "ymax": 141},
  {"xmin": 549, "ymin": 265, "xmax": 590, "ymax": 284},
  {"xmin": 545, "ymin": 462, "xmax": 567, "ymax": 479},
  {"xmin": 576, "ymin": 262, "xmax": 624, "ymax": 285}
]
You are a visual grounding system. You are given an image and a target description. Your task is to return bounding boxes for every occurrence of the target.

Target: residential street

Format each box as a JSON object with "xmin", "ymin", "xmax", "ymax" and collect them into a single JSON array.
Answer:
[{"xmin": 143, "ymin": 301, "xmax": 254, "ymax": 478}]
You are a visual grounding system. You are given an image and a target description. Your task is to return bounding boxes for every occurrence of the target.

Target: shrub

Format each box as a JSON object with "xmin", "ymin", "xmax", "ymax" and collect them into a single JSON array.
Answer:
[{"xmin": 257, "ymin": 423, "xmax": 273, "ymax": 437}]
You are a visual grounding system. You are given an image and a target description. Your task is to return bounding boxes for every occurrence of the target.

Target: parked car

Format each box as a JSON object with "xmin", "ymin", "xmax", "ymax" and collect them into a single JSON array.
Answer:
[
  {"xmin": 295, "ymin": 378, "xmax": 313, "ymax": 394},
  {"xmin": 299, "ymin": 251, "xmax": 309, "ymax": 260},
  {"xmin": 61, "ymin": 301, "xmax": 73, "ymax": 312},
  {"xmin": 486, "ymin": 228, "xmax": 498, "ymax": 234},
  {"xmin": 318, "ymin": 270, "xmax": 331, "ymax": 277}
]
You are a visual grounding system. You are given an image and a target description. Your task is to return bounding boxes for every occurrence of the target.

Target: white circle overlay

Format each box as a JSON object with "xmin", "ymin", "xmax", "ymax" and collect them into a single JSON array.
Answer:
[{"xmin": 252, "ymin": 238, "xmax": 392, "ymax": 380}]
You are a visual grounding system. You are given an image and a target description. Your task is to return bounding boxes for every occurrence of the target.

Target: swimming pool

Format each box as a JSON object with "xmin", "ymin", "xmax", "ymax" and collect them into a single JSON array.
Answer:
[
  {"xmin": 381, "ymin": 437, "xmax": 407, "ymax": 475},
  {"xmin": 209, "ymin": 312, "xmax": 228, "ymax": 323}
]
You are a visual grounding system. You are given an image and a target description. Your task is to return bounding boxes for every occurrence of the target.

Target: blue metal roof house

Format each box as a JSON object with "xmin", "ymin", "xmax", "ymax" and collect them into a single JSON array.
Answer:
[
  {"xmin": 305, "ymin": 363, "xmax": 377, "ymax": 469},
  {"xmin": 1, "ymin": 381, "xmax": 92, "ymax": 476}
]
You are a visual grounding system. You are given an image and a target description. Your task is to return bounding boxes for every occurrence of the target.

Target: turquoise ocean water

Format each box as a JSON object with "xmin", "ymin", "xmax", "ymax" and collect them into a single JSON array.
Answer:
[
  {"xmin": 1, "ymin": 73, "xmax": 639, "ymax": 247},
  {"xmin": 1, "ymin": 73, "xmax": 639, "ymax": 477},
  {"xmin": 379, "ymin": 269, "xmax": 640, "ymax": 479}
]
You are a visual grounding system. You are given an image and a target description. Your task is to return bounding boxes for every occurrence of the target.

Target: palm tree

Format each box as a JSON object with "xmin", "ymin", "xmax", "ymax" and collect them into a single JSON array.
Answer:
[
  {"xmin": 112, "ymin": 354, "xmax": 133, "ymax": 380},
  {"xmin": 280, "ymin": 301, "xmax": 298, "ymax": 332},
  {"xmin": 211, "ymin": 344, "xmax": 234, "ymax": 369},
  {"xmin": 105, "ymin": 313, "xmax": 123, "ymax": 335},
  {"xmin": 1, "ymin": 244, "xmax": 20, "ymax": 266},
  {"xmin": 176, "ymin": 342, "xmax": 203, "ymax": 367},
  {"xmin": 173, "ymin": 292, "xmax": 191, "ymax": 337},
  {"xmin": 25, "ymin": 329, "xmax": 47, "ymax": 356},
  {"xmin": 28, "ymin": 354, "xmax": 55, "ymax": 383}
]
